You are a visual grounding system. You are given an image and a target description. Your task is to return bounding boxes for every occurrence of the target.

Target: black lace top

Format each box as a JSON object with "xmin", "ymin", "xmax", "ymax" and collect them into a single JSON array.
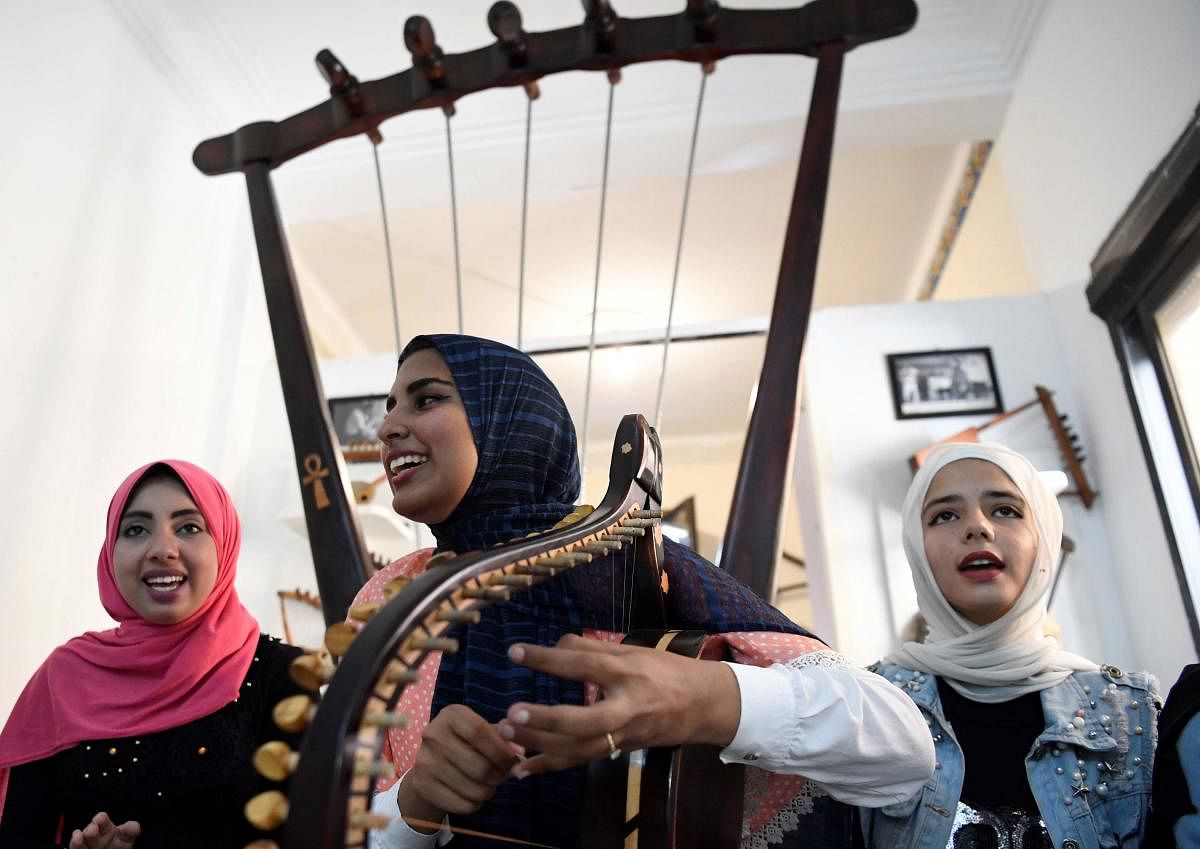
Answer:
[{"xmin": 0, "ymin": 634, "xmax": 311, "ymax": 849}]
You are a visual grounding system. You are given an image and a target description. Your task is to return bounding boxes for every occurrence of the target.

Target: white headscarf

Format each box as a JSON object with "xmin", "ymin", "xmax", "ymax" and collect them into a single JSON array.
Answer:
[{"xmin": 884, "ymin": 442, "xmax": 1097, "ymax": 702}]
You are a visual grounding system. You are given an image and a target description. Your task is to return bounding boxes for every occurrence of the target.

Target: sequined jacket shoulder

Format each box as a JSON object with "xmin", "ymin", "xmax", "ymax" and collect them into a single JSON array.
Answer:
[{"xmin": 859, "ymin": 661, "xmax": 1161, "ymax": 849}]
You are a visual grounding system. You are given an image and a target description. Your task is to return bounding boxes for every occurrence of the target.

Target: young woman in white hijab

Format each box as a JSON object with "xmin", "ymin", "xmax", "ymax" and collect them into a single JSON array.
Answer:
[{"xmin": 860, "ymin": 442, "xmax": 1160, "ymax": 849}]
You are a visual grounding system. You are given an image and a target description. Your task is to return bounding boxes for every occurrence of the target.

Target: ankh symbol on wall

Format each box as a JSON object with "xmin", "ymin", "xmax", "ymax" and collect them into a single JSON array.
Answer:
[{"xmin": 301, "ymin": 453, "xmax": 331, "ymax": 510}]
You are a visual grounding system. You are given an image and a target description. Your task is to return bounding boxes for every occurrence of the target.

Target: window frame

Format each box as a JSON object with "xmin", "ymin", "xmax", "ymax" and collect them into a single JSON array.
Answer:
[{"xmin": 1088, "ymin": 103, "xmax": 1200, "ymax": 650}]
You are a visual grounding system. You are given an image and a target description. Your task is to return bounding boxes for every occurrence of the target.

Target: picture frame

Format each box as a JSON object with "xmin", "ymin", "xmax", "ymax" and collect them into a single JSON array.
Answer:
[
  {"xmin": 662, "ymin": 496, "xmax": 698, "ymax": 552},
  {"xmin": 886, "ymin": 347, "xmax": 1003, "ymax": 420},
  {"xmin": 328, "ymin": 394, "xmax": 388, "ymax": 446}
]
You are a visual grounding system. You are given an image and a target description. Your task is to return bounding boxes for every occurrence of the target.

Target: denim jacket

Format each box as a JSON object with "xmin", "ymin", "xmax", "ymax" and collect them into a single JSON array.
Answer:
[{"xmin": 860, "ymin": 662, "xmax": 1161, "ymax": 849}]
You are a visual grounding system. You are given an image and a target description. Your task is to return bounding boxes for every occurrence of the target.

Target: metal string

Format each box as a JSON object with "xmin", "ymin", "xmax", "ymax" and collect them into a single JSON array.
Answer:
[
  {"xmin": 518, "ymin": 95, "xmax": 533, "ymax": 348},
  {"xmin": 580, "ymin": 81, "xmax": 616, "ymax": 495},
  {"xmin": 371, "ymin": 142, "xmax": 402, "ymax": 355},
  {"xmin": 654, "ymin": 69, "xmax": 708, "ymax": 431},
  {"xmin": 445, "ymin": 112, "xmax": 464, "ymax": 333}
]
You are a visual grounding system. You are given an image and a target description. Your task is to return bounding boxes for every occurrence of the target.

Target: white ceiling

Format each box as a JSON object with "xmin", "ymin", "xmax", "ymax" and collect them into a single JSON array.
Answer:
[{"xmin": 108, "ymin": 0, "xmax": 1045, "ymax": 444}]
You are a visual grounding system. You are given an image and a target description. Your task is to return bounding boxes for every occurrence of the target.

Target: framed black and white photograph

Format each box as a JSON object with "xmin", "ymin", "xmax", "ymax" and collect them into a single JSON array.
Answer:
[
  {"xmin": 886, "ymin": 347, "xmax": 1003, "ymax": 420},
  {"xmin": 328, "ymin": 394, "xmax": 388, "ymax": 445}
]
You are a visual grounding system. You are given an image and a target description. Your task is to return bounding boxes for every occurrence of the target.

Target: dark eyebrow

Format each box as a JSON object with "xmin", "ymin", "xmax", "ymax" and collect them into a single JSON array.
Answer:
[
  {"xmin": 405, "ymin": 377, "xmax": 454, "ymax": 394},
  {"xmin": 120, "ymin": 508, "xmax": 203, "ymax": 522},
  {"xmin": 982, "ymin": 489, "xmax": 1024, "ymax": 502},
  {"xmin": 923, "ymin": 494, "xmax": 963, "ymax": 512},
  {"xmin": 923, "ymin": 489, "xmax": 1025, "ymax": 512}
]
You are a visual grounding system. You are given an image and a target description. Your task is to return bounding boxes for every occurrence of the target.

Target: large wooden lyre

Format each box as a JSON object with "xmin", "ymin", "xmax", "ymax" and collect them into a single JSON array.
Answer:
[{"xmin": 193, "ymin": 1, "xmax": 917, "ymax": 846}]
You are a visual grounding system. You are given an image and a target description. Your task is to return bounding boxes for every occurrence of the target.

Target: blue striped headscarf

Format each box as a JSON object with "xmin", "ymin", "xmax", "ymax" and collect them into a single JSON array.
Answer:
[
  {"xmin": 399, "ymin": 334, "xmax": 818, "ymax": 848},
  {"xmin": 399, "ymin": 334, "xmax": 580, "ymax": 553}
]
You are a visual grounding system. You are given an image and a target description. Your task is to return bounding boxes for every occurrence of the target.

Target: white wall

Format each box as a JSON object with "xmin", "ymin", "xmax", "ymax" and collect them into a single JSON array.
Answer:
[
  {"xmin": 794, "ymin": 293, "xmax": 1190, "ymax": 683},
  {"xmin": 926, "ymin": 0, "xmax": 1200, "ymax": 686},
  {"xmin": 0, "ymin": 4, "xmax": 310, "ymax": 721}
]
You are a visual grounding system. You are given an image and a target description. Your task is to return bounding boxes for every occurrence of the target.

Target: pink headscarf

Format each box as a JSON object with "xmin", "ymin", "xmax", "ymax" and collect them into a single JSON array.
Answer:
[{"xmin": 0, "ymin": 460, "xmax": 260, "ymax": 771}]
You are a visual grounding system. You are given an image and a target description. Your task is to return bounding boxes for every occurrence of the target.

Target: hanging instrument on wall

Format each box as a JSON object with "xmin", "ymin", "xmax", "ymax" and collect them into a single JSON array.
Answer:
[{"xmin": 909, "ymin": 384, "xmax": 1098, "ymax": 507}]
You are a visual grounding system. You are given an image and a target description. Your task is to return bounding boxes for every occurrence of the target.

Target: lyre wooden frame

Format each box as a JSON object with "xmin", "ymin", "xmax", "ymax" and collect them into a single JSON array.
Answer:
[{"xmin": 192, "ymin": 0, "xmax": 918, "ymax": 620}]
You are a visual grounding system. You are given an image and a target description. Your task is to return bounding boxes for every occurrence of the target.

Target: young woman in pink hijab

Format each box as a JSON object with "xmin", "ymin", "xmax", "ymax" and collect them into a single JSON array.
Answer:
[{"xmin": 0, "ymin": 460, "xmax": 313, "ymax": 849}]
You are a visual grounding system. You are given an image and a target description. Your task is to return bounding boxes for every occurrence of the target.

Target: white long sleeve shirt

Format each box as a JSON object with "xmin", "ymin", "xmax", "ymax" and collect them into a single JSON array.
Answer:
[{"xmin": 372, "ymin": 653, "xmax": 935, "ymax": 848}]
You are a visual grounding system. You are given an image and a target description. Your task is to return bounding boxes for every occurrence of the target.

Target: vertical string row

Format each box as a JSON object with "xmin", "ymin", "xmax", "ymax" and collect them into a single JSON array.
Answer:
[
  {"xmin": 654, "ymin": 68, "xmax": 709, "ymax": 432},
  {"xmin": 580, "ymin": 81, "xmax": 617, "ymax": 495},
  {"xmin": 517, "ymin": 95, "xmax": 534, "ymax": 349},
  {"xmin": 445, "ymin": 112, "xmax": 464, "ymax": 333},
  {"xmin": 371, "ymin": 142, "xmax": 403, "ymax": 356}
]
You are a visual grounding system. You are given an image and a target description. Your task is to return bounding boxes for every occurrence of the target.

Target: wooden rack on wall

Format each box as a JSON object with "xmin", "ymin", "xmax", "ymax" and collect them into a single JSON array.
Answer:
[{"xmin": 909, "ymin": 384, "xmax": 1097, "ymax": 508}]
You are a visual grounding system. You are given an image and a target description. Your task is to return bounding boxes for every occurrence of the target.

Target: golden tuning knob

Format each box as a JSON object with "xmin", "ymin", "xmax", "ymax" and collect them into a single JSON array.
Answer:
[
  {"xmin": 325, "ymin": 622, "xmax": 358, "ymax": 656},
  {"xmin": 244, "ymin": 841, "xmax": 281, "ymax": 849},
  {"xmin": 554, "ymin": 504, "xmax": 595, "ymax": 528},
  {"xmin": 383, "ymin": 576, "xmax": 412, "ymax": 600},
  {"xmin": 363, "ymin": 711, "xmax": 413, "ymax": 728},
  {"xmin": 272, "ymin": 694, "xmax": 318, "ymax": 734},
  {"xmin": 253, "ymin": 740, "xmax": 299, "ymax": 781},
  {"xmin": 353, "ymin": 759, "xmax": 398, "ymax": 778},
  {"xmin": 289, "ymin": 653, "xmax": 333, "ymax": 691},
  {"xmin": 348, "ymin": 600, "xmax": 383, "ymax": 622},
  {"xmin": 245, "ymin": 790, "xmax": 289, "ymax": 830}
]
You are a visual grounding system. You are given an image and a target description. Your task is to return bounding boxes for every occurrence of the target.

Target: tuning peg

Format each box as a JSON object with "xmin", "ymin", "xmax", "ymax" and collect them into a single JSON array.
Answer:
[
  {"xmin": 489, "ymin": 2, "xmax": 528, "ymax": 61},
  {"xmin": 405, "ymin": 636, "xmax": 460, "ymax": 653},
  {"xmin": 581, "ymin": 0, "xmax": 618, "ymax": 59},
  {"xmin": 686, "ymin": 0, "xmax": 718, "ymax": 39},
  {"xmin": 289, "ymin": 653, "xmax": 334, "ymax": 691},
  {"xmin": 245, "ymin": 790, "xmax": 289, "ymax": 831},
  {"xmin": 315, "ymin": 49, "xmax": 356, "ymax": 96},
  {"xmin": 383, "ymin": 576, "xmax": 412, "ymax": 600},
  {"xmin": 244, "ymin": 842, "xmax": 281, "ymax": 849},
  {"xmin": 272, "ymin": 694, "xmax": 318, "ymax": 733},
  {"xmin": 363, "ymin": 711, "xmax": 414, "ymax": 728},
  {"xmin": 325, "ymin": 622, "xmax": 358, "ymax": 656},
  {"xmin": 405, "ymin": 16, "xmax": 456, "ymax": 116},
  {"xmin": 405, "ymin": 16, "xmax": 444, "ymax": 78},
  {"xmin": 254, "ymin": 741, "xmax": 300, "ymax": 781},
  {"xmin": 354, "ymin": 759, "xmax": 398, "ymax": 778},
  {"xmin": 314, "ymin": 49, "xmax": 383, "ymax": 145},
  {"xmin": 349, "ymin": 600, "xmax": 383, "ymax": 622}
]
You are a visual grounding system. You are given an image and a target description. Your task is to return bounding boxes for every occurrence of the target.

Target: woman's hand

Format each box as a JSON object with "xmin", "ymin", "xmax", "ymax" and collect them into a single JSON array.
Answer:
[
  {"xmin": 398, "ymin": 704, "xmax": 523, "ymax": 831},
  {"xmin": 68, "ymin": 812, "xmax": 140, "ymax": 849},
  {"xmin": 500, "ymin": 634, "xmax": 742, "ymax": 777}
]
